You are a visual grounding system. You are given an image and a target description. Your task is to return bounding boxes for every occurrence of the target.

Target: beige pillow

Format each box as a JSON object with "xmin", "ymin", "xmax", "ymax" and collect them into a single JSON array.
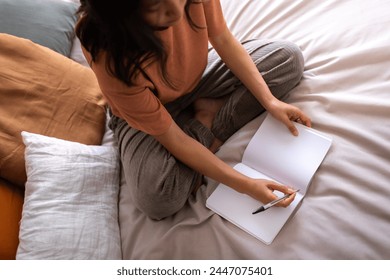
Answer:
[{"xmin": 0, "ymin": 33, "xmax": 106, "ymax": 188}]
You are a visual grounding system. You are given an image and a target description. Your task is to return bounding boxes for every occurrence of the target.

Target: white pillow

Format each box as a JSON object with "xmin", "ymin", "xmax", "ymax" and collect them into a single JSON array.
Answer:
[{"xmin": 17, "ymin": 131, "xmax": 122, "ymax": 260}]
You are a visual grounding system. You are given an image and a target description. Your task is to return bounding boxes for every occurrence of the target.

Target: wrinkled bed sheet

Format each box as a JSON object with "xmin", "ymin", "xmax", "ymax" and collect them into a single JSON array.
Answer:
[{"xmin": 118, "ymin": 0, "xmax": 390, "ymax": 259}]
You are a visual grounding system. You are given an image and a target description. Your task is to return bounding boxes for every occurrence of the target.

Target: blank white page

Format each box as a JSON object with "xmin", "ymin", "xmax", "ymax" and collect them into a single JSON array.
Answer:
[{"xmin": 243, "ymin": 114, "xmax": 332, "ymax": 193}]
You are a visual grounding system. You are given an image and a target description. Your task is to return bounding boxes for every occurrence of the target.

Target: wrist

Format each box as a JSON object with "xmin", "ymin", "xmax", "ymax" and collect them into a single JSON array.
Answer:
[
  {"xmin": 232, "ymin": 175, "xmax": 257, "ymax": 195},
  {"xmin": 263, "ymin": 97, "xmax": 280, "ymax": 112}
]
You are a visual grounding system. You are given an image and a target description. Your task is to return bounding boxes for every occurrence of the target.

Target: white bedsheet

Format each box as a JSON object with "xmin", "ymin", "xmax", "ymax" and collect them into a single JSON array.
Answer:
[{"xmin": 119, "ymin": 0, "xmax": 390, "ymax": 259}]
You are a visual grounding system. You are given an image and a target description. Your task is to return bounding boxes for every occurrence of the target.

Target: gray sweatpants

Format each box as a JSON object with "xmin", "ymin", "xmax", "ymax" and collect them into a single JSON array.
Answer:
[{"xmin": 109, "ymin": 39, "xmax": 304, "ymax": 220}]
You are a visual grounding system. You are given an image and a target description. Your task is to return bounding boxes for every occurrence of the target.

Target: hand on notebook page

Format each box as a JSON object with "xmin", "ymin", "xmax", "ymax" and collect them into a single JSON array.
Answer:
[
  {"xmin": 266, "ymin": 99, "xmax": 312, "ymax": 136},
  {"xmin": 247, "ymin": 179, "xmax": 297, "ymax": 208}
]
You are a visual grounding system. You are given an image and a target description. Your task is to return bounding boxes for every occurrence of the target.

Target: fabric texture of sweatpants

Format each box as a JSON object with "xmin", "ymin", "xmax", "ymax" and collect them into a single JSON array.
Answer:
[{"xmin": 109, "ymin": 39, "xmax": 304, "ymax": 220}]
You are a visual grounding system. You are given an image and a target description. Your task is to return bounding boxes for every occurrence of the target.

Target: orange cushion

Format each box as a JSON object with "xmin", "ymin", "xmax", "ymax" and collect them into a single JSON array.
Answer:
[
  {"xmin": 0, "ymin": 33, "xmax": 107, "ymax": 188},
  {"xmin": 0, "ymin": 179, "xmax": 24, "ymax": 260}
]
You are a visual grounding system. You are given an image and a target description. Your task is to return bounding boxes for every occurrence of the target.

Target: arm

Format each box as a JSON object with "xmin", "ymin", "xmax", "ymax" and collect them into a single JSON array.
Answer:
[
  {"xmin": 209, "ymin": 28, "xmax": 311, "ymax": 135},
  {"xmin": 154, "ymin": 121, "xmax": 296, "ymax": 206}
]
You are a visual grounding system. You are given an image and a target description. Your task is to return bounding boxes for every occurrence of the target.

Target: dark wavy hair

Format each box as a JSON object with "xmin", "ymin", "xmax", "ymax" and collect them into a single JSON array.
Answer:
[{"xmin": 75, "ymin": 0, "xmax": 202, "ymax": 88}]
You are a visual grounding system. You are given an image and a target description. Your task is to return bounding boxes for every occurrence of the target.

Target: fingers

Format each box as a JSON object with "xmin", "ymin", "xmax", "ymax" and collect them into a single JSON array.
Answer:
[
  {"xmin": 251, "ymin": 179, "xmax": 298, "ymax": 208},
  {"xmin": 277, "ymin": 192, "xmax": 296, "ymax": 207},
  {"xmin": 286, "ymin": 120, "xmax": 299, "ymax": 136},
  {"xmin": 284, "ymin": 110, "xmax": 312, "ymax": 136},
  {"xmin": 268, "ymin": 182, "xmax": 295, "ymax": 195},
  {"xmin": 269, "ymin": 101, "xmax": 312, "ymax": 136},
  {"xmin": 266, "ymin": 182, "xmax": 297, "ymax": 207},
  {"xmin": 295, "ymin": 111, "xmax": 312, "ymax": 128}
]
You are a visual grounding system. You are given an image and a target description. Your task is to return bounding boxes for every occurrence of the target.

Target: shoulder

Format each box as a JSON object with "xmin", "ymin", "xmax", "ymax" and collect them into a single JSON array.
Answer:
[{"xmin": 201, "ymin": 0, "xmax": 227, "ymax": 37}]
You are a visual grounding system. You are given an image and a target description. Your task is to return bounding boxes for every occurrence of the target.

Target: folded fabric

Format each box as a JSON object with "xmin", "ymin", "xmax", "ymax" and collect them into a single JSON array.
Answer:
[{"xmin": 0, "ymin": 34, "xmax": 106, "ymax": 188}]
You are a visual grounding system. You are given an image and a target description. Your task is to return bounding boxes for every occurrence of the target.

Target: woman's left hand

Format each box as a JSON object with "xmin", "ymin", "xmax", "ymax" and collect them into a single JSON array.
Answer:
[{"xmin": 267, "ymin": 99, "xmax": 312, "ymax": 136}]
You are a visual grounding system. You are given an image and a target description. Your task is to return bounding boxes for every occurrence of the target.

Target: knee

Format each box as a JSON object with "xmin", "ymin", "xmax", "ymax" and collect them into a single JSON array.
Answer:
[
  {"xmin": 257, "ymin": 40, "xmax": 305, "ymax": 98},
  {"xmin": 273, "ymin": 41, "xmax": 305, "ymax": 84},
  {"xmin": 134, "ymin": 189, "xmax": 186, "ymax": 220},
  {"xmin": 285, "ymin": 41, "xmax": 304, "ymax": 81},
  {"xmin": 130, "ymin": 168, "xmax": 193, "ymax": 220}
]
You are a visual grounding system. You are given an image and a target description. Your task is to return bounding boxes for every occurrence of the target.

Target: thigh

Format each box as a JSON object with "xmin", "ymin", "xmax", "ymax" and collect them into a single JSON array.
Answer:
[
  {"xmin": 210, "ymin": 39, "xmax": 305, "ymax": 141},
  {"xmin": 109, "ymin": 115, "xmax": 201, "ymax": 220},
  {"xmin": 243, "ymin": 39, "xmax": 304, "ymax": 97},
  {"xmin": 192, "ymin": 39, "xmax": 303, "ymax": 98}
]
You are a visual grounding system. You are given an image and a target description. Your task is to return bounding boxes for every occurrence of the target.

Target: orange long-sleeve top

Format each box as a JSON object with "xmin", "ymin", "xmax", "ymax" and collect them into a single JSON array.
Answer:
[{"xmin": 83, "ymin": 0, "xmax": 227, "ymax": 135}]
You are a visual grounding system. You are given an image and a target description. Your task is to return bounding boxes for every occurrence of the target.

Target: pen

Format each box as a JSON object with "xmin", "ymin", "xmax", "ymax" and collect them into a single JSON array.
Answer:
[{"xmin": 252, "ymin": 189, "xmax": 300, "ymax": 214}]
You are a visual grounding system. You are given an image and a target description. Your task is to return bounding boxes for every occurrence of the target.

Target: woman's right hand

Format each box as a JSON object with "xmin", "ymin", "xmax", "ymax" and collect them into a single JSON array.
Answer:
[{"xmin": 246, "ymin": 178, "xmax": 297, "ymax": 207}]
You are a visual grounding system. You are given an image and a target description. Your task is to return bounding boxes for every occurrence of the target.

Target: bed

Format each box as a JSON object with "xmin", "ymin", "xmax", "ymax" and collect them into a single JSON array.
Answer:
[
  {"xmin": 118, "ymin": 0, "xmax": 390, "ymax": 259},
  {"xmin": 1, "ymin": 0, "xmax": 389, "ymax": 260}
]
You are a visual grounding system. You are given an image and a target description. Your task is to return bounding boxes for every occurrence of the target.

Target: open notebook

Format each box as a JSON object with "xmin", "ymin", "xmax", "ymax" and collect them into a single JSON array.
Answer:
[{"xmin": 206, "ymin": 114, "xmax": 332, "ymax": 244}]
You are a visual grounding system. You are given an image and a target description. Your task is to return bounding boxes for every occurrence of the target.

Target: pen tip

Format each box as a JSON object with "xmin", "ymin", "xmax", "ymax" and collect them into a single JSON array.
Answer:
[{"xmin": 252, "ymin": 206, "xmax": 265, "ymax": 215}]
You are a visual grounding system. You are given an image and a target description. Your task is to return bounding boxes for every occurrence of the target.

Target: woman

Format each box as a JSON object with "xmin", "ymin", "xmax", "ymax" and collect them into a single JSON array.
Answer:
[{"xmin": 76, "ymin": 0, "xmax": 312, "ymax": 220}]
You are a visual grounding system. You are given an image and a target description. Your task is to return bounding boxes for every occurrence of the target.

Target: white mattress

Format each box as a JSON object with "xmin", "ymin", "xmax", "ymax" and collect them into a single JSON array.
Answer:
[{"xmin": 118, "ymin": 0, "xmax": 390, "ymax": 259}]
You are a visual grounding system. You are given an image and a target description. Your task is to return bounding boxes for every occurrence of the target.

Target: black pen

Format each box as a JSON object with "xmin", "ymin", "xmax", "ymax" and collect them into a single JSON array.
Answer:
[{"xmin": 252, "ymin": 189, "xmax": 300, "ymax": 214}]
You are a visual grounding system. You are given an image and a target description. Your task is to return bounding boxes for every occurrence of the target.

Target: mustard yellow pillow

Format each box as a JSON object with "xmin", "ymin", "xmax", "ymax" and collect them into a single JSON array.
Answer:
[
  {"xmin": 0, "ymin": 179, "xmax": 24, "ymax": 260},
  {"xmin": 0, "ymin": 34, "xmax": 106, "ymax": 188}
]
